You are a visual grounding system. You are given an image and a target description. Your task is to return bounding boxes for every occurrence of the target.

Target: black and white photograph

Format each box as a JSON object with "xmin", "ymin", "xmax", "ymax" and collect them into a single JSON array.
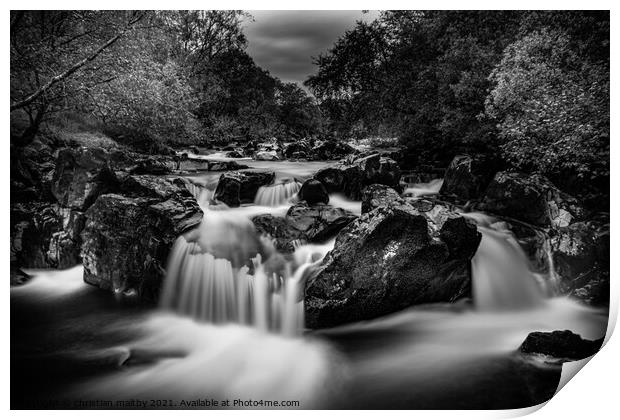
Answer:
[{"xmin": 8, "ymin": 5, "xmax": 612, "ymax": 412}]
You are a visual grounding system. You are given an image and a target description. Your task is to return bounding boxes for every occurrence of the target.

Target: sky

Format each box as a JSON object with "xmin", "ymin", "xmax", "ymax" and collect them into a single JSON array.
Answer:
[{"xmin": 244, "ymin": 10, "xmax": 380, "ymax": 88}]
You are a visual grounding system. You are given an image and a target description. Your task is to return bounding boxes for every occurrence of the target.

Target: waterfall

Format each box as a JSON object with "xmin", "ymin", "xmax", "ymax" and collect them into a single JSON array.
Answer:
[
  {"xmin": 184, "ymin": 181, "xmax": 214, "ymax": 209},
  {"xmin": 464, "ymin": 213, "xmax": 546, "ymax": 311},
  {"xmin": 254, "ymin": 181, "xmax": 301, "ymax": 207},
  {"xmin": 404, "ymin": 178, "xmax": 443, "ymax": 198},
  {"xmin": 160, "ymin": 200, "xmax": 328, "ymax": 336}
]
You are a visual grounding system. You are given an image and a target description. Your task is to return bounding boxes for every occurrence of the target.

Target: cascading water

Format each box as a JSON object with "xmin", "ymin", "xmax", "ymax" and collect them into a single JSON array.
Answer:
[
  {"xmin": 254, "ymin": 180, "xmax": 301, "ymax": 206},
  {"xmin": 463, "ymin": 212, "xmax": 547, "ymax": 311},
  {"xmin": 404, "ymin": 178, "xmax": 443, "ymax": 198},
  {"xmin": 162, "ymin": 182, "xmax": 330, "ymax": 336},
  {"xmin": 184, "ymin": 181, "xmax": 214, "ymax": 208}
]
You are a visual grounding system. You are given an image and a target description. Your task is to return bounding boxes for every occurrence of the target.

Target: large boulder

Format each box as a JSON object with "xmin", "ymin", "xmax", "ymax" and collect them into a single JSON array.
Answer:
[
  {"xmin": 213, "ymin": 171, "xmax": 275, "ymax": 207},
  {"xmin": 251, "ymin": 214, "xmax": 305, "ymax": 254},
  {"xmin": 480, "ymin": 172, "xmax": 586, "ymax": 228},
  {"xmin": 550, "ymin": 220, "xmax": 609, "ymax": 306},
  {"xmin": 305, "ymin": 202, "xmax": 480, "ymax": 329},
  {"xmin": 51, "ymin": 147, "xmax": 118, "ymax": 210},
  {"xmin": 81, "ymin": 177, "xmax": 203, "ymax": 300},
  {"xmin": 286, "ymin": 201, "xmax": 357, "ymax": 243},
  {"xmin": 519, "ymin": 330, "xmax": 603, "ymax": 361},
  {"xmin": 11, "ymin": 141, "xmax": 56, "ymax": 202},
  {"xmin": 361, "ymin": 184, "xmax": 409, "ymax": 213},
  {"xmin": 284, "ymin": 141, "xmax": 311, "ymax": 159},
  {"xmin": 298, "ymin": 179, "xmax": 329, "ymax": 205},
  {"xmin": 313, "ymin": 139, "xmax": 355, "ymax": 160},
  {"xmin": 252, "ymin": 202, "xmax": 358, "ymax": 253},
  {"xmin": 439, "ymin": 155, "xmax": 498, "ymax": 201},
  {"xmin": 10, "ymin": 202, "xmax": 84, "ymax": 269},
  {"xmin": 315, "ymin": 154, "xmax": 402, "ymax": 200},
  {"xmin": 255, "ymin": 150, "xmax": 280, "ymax": 161}
]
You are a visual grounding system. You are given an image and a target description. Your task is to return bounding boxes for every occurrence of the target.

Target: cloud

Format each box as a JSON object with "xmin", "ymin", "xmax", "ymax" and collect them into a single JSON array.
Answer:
[{"xmin": 244, "ymin": 10, "xmax": 379, "ymax": 86}]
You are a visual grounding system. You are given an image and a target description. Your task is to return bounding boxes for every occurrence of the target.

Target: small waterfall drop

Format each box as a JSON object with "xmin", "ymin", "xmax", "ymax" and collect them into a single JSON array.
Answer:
[
  {"xmin": 404, "ymin": 178, "xmax": 443, "ymax": 198},
  {"xmin": 254, "ymin": 180, "xmax": 301, "ymax": 207},
  {"xmin": 464, "ymin": 212, "xmax": 546, "ymax": 311},
  {"xmin": 184, "ymin": 181, "xmax": 214, "ymax": 209},
  {"xmin": 161, "ymin": 191, "xmax": 331, "ymax": 336}
]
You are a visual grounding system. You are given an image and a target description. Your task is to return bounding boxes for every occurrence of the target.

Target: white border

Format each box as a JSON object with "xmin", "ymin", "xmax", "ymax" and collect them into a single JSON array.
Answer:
[{"xmin": 3, "ymin": 2, "xmax": 617, "ymax": 419}]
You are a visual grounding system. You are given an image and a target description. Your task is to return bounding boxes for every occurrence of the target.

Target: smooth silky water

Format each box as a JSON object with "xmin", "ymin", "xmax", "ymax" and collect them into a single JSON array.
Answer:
[{"xmin": 11, "ymin": 161, "xmax": 608, "ymax": 409}]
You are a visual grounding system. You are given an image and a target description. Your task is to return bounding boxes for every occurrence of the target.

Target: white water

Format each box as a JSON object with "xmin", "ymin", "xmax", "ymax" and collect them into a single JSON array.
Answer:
[
  {"xmin": 463, "ymin": 212, "xmax": 547, "ymax": 311},
  {"xmin": 163, "ymin": 181, "xmax": 338, "ymax": 336},
  {"xmin": 404, "ymin": 178, "xmax": 443, "ymax": 198},
  {"xmin": 254, "ymin": 181, "xmax": 301, "ymax": 207},
  {"xmin": 11, "ymin": 163, "xmax": 608, "ymax": 409}
]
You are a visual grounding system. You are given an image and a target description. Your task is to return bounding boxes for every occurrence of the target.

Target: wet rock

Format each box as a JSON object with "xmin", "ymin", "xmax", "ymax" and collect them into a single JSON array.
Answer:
[
  {"xmin": 81, "ymin": 184, "xmax": 203, "ymax": 301},
  {"xmin": 252, "ymin": 214, "xmax": 303, "ymax": 254},
  {"xmin": 315, "ymin": 154, "xmax": 402, "ymax": 200},
  {"xmin": 255, "ymin": 150, "xmax": 280, "ymax": 161},
  {"xmin": 286, "ymin": 201, "xmax": 357, "ymax": 243},
  {"xmin": 10, "ymin": 265, "xmax": 31, "ymax": 286},
  {"xmin": 440, "ymin": 155, "xmax": 499, "ymax": 201},
  {"xmin": 550, "ymin": 220, "xmax": 609, "ymax": 306},
  {"xmin": 519, "ymin": 330, "xmax": 603, "ymax": 361},
  {"xmin": 315, "ymin": 164, "xmax": 363, "ymax": 199},
  {"xmin": 313, "ymin": 139, "xmax": 355, "ymax": 160},
  {"xmin": 305, "ymin": 204, "xmax": 479, "ymax": 328},
  {"xmin": 51, "ymin": 147, "xmax": 118, "ymax": 210},
  {"xmin": 284, "ymin": 141, "xmax": 311, "ymax": 159},
  {"xmin": 11, "ymin": 142, "xmax": 56, "ymax": 202},
  {"xmin": 213, "ymin": 171, "xmax": 275, "ymax": 207},
  {"xmin": 298, "ymin": 179, "xmax": 329, "ymax": 205},
  {"xmin": 208, "ymin": 160, "xmax": 248, "ymax": 171},
  {"xmin": 46, "ymin": 207, "xmax": 86, "ymax": 269},
  {"xmin": 480, "ymin": 172, "xmax": 586, "ymax": 228},
  {"xmin": 361, "ymin": 184, "xmax": 409, "ymax": 213},
  {"xmin": 10, "ymin": 202, "xmax": 84, "ymax": 269}
]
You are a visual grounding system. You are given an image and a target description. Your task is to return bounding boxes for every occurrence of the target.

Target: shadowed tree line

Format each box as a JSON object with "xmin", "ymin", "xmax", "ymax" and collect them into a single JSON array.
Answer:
[
  {"xmin": 305, "ymin": 10, "xmax": 609, "ymax": 196},
  {"xmin": 10, "ymin": 10, "xmax": 324, "ymax": 150}
]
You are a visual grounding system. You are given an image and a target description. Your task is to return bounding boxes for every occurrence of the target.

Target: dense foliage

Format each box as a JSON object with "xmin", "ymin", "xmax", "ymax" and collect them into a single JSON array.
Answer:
[
  {"xmin": 10, "ymin": 10, "xmax": 323, "ymax": 148},
  {"xmin": 306, "ymin": 11, "xmax": 609, "ymax": 186}
]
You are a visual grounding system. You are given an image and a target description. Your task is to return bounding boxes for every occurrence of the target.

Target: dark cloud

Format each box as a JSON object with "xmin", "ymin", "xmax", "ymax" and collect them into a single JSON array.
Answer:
[{"xmin": 244, "ymin": 10, "xmax": 379, "ymax": 87}]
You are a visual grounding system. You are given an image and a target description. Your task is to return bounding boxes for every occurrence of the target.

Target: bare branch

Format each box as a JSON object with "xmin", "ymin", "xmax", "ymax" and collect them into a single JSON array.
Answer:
[{"xmin": 10, "ymin": 12, "xmax": 144, "ymax": 112}]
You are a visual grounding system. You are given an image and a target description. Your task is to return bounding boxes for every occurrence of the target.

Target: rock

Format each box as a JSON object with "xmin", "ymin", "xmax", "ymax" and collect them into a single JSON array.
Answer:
[
  {"xmin": 298, "ymin": 179, "xmax": 329, "ymax": 205},
  {"xmin": 315, "ymin": 164, "xmax": 363, "ymax": 199},
  {"xmin": 10, "ymin": 202, "xmax": 84, "ymax": 269},
  {"xmin": 550, "ymin": 220, "xmax": 609, "ymax": 306},
  {"xmin": 305, "ymin": 204, "xmax": 480, "ymax": 328},
  {"xmin": 225, "ymin": 150, "xmax": 243, "ymax": 158},
  {"xmin": 480, "ymin": 172, "xmax": 587, "ymax": 228},
  {"xmin": 519, "ymin": 330, "xmax": 603, "ymax": 361},
  {"xmin": 208, "ymin": 160, "xmax": 248, "ymax": 171},
  {"xmin": 46, "ymin": 207, "xmax": 85, "ymax": 269},
  {"xmin": 51, "ymin": 147, "xmax": 118, "ymax": 210},
  {"xmin": 81, "ymin": 184, "xmax": 203, "ymax": 301},
  {"xmin": 213, "ymin": 171, "xmax": 275, "ymax": 207},
  {"xmin": 361, "ymin": 184, "xmax": 409, "ymax": 213},
  {"xmin": 252, "ymin": 214, "xmax": 304, "ymax": 254},
  {"xmin": 255, "ymin": 150, "xmax": 280, "ymax": 161},
  {"xmin": 11, "ymin": 142, "xmax": 56, "ymax": 202},
  {"xmin": 286, "ymin": 201, "xmax": 357, "ymax": 242},
  {"xmin": 10, "ymin": 265, "xmax": 31, "ymax": 286},
  {"xmin": 313, "ymin": 140, "xmax": 355, "ymax": 160},
  {"xmin": 284, "ymin": 141, "xmax": 311, "ymax": 159},
  {"xmin": 439, "ymin": 155, "xmax": 498, "ymax": 201},
  {"xmin": 315, "ymin": 154, "xmax": 402, "ymax": 200},
  {"xmin": 252, "ymin": 202, "xmax": 357, "ymax": 253}
]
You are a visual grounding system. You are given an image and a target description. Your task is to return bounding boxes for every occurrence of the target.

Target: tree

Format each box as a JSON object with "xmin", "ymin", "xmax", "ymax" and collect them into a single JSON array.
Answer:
[
  {"xmin": 10, "ymin": 11, "xmax": 145, "ymax": 144},
  {"xmin": 485, "ymin": 29, "xmax": 609, "ymax": 181}
]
